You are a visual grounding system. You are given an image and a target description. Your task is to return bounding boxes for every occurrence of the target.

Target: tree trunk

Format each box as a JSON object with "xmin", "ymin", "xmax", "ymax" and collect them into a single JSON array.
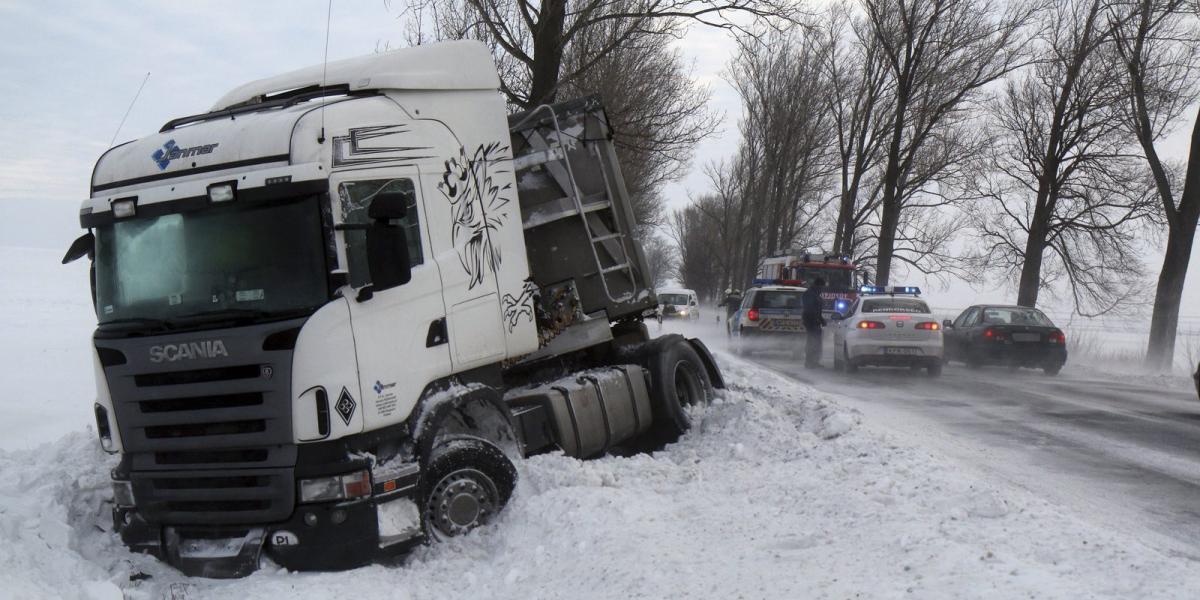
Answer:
[
  {"xmin": 1146, "ymin": 110, "xmax": 1200, "ymax": 369},
  {"xmin": 875, "ymin": 106, "xmax": 907, "ymax": 286},
  {"xmin": 1016, "ymin": 223, "xmax": 1047, "ymax": 307},
  {"xmin": 528, "ymin": 0, "xmax": 568, "ymax": 106}
]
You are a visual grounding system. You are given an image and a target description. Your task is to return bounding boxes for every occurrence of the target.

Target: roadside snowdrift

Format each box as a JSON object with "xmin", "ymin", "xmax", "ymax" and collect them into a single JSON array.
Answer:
[{"xmin": 2, "ymin": 356, "xmax": 1198, "ymax": 599}]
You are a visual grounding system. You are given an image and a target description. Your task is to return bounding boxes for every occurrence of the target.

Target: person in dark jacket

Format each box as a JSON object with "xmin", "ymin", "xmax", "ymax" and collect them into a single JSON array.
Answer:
[{"xmin": 801, "ymin": 278, "xmax": 826, "ymax": 367}]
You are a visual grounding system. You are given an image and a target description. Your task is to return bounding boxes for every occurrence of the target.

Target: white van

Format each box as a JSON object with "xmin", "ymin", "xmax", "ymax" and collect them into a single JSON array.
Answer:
[{"xmin": 657, "ymin": 288, "xmax": 700, "ymax": 320}]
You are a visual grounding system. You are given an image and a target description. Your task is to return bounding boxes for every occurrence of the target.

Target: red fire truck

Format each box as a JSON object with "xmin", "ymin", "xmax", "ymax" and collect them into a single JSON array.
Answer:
[{"xmin": 756, "ymin": 252, "xmax": 866, "ymax": 315}]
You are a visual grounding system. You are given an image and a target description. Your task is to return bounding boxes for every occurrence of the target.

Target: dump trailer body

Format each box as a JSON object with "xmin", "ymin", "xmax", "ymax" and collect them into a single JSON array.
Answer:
[{"xmin": 509, "ymin": 97, "xmax": 656, "ymax": 322}]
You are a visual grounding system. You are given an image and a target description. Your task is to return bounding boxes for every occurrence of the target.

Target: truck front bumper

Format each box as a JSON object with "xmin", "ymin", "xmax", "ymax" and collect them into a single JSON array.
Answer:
[
  {"xmin": 114, "ymin": 485, "xmax": 425, "ymax": 578},
  {"xmin": 112, "ymin": 456, "xmax": 422, "ymax": 578}
]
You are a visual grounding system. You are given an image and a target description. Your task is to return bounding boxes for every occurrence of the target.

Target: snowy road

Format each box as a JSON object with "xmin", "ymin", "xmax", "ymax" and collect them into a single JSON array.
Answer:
[{"xmin": 682, "ymin": 319, "xmax": 1200, "ymax": 560}]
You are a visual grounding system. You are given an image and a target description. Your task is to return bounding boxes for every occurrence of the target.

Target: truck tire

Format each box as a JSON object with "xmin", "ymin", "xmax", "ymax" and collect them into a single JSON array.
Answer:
[
  {"xmin": 421, "ymin": 438, "xmax": 516, "ymax": 541},
  {"xmin": 646, "ymin": 339, "xmax": 714, "ymax": 446}
]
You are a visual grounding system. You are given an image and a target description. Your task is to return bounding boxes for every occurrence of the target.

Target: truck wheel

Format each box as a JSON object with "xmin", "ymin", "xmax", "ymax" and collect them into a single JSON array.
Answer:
[
  {"xmin": 927, "ymin": 361, "xmax": 943, "ymax": 377},
  {"xmin": 1043, "ymin": 363, "xmax": 1062, "ymax": 376},
  {"xmin": 421, "ymin": 438, "xmax": 516, "ymax": 541},
  {"xmin": 646, "ymin": 339, "xmax": 714, "ymax": 445}
]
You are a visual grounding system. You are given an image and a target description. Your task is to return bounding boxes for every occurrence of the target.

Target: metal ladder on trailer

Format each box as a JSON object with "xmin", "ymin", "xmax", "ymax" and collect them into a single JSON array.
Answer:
[{"xmin": 511, "ymin": 105, "xmax": 638, "ymax": 303}]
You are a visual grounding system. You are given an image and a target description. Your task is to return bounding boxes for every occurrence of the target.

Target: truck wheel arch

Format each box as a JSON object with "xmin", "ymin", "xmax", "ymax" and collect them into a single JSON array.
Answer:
[
  {"xmin": 684, "ymin": 338, "xmax": 725, "ymax": 390},
  {"xmin": 409, "ymin": 381, "xmax": 519, "ymax": 464}
]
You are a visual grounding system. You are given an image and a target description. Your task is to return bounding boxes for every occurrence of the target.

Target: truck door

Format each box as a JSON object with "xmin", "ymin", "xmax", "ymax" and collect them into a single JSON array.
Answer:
[{"xmin": 335, "ymin": 171, "xmax": 452, "ymax": 431}]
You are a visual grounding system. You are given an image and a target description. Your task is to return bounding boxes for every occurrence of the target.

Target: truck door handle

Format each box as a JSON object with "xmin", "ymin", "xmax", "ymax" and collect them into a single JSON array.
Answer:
[{"xmin": 426, "ymin": 318, "xmax": 447, "ymax": 347}]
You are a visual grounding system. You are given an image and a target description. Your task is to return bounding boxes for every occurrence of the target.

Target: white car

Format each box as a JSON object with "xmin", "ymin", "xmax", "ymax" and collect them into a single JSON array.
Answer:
[
  {"xmin": 656, "ymin": 287, "xmax": 701, "ymax": 321},
  {"xmin": 831, "ymin": 286, "xmax": 943, "ymax": 376}
]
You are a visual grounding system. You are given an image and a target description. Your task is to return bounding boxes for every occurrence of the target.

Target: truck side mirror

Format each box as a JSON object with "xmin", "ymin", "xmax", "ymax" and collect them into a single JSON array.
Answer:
[
  {"xmin": 62, "ymin": 232, "xmax": 94, "ymax": 264},
  {"xmin": 363, "ymin": 193, "xmax": 412, "ymax": 296}
]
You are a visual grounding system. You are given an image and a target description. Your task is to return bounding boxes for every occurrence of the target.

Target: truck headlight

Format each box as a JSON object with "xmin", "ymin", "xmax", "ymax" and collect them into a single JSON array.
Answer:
[
  {"xmin": 112, "ymin": 481, "xmax": 135, "ymax": 507},
  {"xmin": 298, "ymin": 470, "xmax": 372, "ymax": 503}
]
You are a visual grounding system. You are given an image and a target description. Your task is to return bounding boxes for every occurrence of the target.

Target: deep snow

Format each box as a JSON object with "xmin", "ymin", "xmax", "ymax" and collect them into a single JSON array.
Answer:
[{"xmin": 3, "ymin": 247, "xmax": 1200, "ymax": 599}]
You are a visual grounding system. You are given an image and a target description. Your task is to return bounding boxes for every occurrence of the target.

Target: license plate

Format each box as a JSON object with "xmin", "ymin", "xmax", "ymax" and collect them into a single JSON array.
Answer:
[
  {"xmin": 760, "ymin": 318, "xmax": 802, "ymax": 332},
  {"xmin": 884, "ymin": 347, "xmax": 921, "ymax": 356},
  {"xmin": 1012, "ymin": 333, "xmax": 1041, "ymax": 342}
]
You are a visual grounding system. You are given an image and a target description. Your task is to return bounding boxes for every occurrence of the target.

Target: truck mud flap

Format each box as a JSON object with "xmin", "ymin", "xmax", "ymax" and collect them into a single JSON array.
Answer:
[{"xmin": 686, "ymin": 338, "xmax": 725, "ymax": 389}]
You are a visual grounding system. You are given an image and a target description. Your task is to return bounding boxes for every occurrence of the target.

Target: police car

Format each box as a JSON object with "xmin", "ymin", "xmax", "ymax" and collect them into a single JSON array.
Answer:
[
  {"xmin": 730, "ymin": 279, "xmax": 808, "ymax": 358},
  {"xmin": 831, "ymin": 286, "xmax": 943, "ymax": 376}
]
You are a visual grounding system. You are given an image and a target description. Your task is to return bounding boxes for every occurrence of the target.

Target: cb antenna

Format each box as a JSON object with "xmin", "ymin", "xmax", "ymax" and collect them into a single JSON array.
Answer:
[
  {"xmin": 318, "ymin": 0, "xmax": 333, "ymax": 143},
  {"xmin": 110, "ymin": 72, "xmax": 151, "ymax": 148}
]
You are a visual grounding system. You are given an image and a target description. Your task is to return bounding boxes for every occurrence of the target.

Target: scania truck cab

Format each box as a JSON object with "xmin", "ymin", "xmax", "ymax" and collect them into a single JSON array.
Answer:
[{"xmin": 65, "ymin": 41, "xmax": 722, "ymax": 578}]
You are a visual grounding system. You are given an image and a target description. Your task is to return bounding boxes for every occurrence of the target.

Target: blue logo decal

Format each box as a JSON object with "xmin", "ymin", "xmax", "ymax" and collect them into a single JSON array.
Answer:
[
  {"xmin": 150, "ymin": 139, "xmax": 220, "ymax": 171},
  {"xmin": 152, "ymin": 140, "xmax": 178, "ymax": 171},
  {"xmin": 373, "ymin": 380, "xmax": 384, "ymax": 394}
]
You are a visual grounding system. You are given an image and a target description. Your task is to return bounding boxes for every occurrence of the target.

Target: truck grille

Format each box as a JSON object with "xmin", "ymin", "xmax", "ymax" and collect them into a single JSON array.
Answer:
[{"xmin": 96, "ymin": 318, "xmax": 304, "ymax": 524}]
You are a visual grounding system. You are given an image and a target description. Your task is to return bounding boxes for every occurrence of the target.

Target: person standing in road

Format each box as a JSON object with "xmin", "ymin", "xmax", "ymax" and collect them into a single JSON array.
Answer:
[
  {"xmin": 801, "ymin": 278, "xmax": 826, "ymax": 368},
  {"xmin": 718, "ymin": 288, "xmax": 743, "ymax": 335}
]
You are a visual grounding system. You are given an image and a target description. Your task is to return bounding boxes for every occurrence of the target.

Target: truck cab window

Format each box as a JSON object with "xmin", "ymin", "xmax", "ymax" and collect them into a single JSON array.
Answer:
[{"xmin": 338, "ymin": 179, "xmax": 423, "ymax": 288}]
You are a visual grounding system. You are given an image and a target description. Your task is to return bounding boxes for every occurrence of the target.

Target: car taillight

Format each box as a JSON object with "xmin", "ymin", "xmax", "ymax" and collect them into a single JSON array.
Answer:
[
  {"xmin": 858, "ymin": 321, "xmax": 885, "ymax": 329},
  {"xmin": 747, "ymin": 308, "xmax": 760, "ymax": 322},
  {"xmin": 915, "ymin": 321, "xmax": 939, "ymax": 330},
  {"xmin": 1048, "ymin": 330, "xmax": 1065, "ymax": 344},
  {"xmin": 983, "ymin": 327, "xmax": 1006, "ymax": 340}
]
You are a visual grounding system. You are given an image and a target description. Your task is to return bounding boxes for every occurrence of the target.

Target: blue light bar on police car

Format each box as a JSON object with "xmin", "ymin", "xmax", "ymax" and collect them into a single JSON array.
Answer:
[{"xmin": 860, "ymin": 285, "xmax": 921, "ymax": 296}]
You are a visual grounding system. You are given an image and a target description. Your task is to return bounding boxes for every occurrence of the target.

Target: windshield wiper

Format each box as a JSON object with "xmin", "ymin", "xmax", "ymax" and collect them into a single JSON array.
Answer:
[{"xmin": 97, "ymin": 317, "xmax": 173, "ymax": 333}]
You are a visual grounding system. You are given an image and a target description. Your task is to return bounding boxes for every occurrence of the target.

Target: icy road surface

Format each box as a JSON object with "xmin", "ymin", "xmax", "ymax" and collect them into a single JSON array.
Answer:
[{"xmin": 679, "ymin": 318, "xmax": 1200, "ymax": 562}]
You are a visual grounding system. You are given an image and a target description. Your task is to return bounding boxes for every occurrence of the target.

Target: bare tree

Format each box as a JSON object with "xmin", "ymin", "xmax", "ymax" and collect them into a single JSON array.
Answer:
[
  {"xmin": 860, "ymin": 0, "xmax": 1035, "ymax": 285},
  {"xmin": 403, "ymin": 0, "xmax": 800, "ymax": 107},
  {"xmin": 668, "ymin": 196, "xmax": 726, "ymax": 299},
  {"xmin": 724, "ymin": 26, "xmax": 837, "ymax": 281},
  {"xmin": 970, "ymin": 0, "xmax": 1161, "ymax": 314},
  {"xmin": 558, "ymin": 16, "xmax": 720, "ymax": 226},
  {"xmin": 1109, "ymin": 0, "xmax": 1200, "ymax": 367},
  {"xmin": 641, "ymin": 231, "xmax": 678, "ymax": 289},
  {"xmin": 822, "ymin": 2, "xmax": 892, "ymax": 260},
  {"xmin": 402, "ymin": 0, "xmax": 741, "ymax": 227}
]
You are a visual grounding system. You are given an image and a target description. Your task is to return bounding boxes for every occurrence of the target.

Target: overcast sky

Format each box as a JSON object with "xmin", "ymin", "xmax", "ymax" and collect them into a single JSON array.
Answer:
[{"xmin": 1, "ymin": 0, "xmax": 1197, "ymax": 321}]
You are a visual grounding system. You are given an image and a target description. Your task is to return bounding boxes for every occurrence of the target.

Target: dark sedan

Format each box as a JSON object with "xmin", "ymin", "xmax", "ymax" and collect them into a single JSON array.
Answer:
[{"xmin": 943, "ymin": 305, "xmax": 1067, "ymax": 375}]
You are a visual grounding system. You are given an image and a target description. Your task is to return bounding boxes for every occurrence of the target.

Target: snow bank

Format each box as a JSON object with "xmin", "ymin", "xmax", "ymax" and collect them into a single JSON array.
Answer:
[{"xmin": 2, "ymin": 355, "xmax": 1198, "ymax": 599}]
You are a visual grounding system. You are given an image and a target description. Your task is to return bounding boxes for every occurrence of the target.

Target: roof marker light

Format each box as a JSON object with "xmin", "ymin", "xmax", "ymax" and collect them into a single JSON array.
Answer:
[
  {"xmin": 111, "ymin": 198, "xmax": 137, "ymax": 218},
  {"xmin": 207, "ymin": 182, "xmax": 236, "ymax": 203}
]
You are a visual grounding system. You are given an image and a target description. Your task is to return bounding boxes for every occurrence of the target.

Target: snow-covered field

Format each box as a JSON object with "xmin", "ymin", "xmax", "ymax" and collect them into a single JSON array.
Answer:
[{"xmin": 3, "ymin": 246, "xmax": 1199, "ymax": 599}]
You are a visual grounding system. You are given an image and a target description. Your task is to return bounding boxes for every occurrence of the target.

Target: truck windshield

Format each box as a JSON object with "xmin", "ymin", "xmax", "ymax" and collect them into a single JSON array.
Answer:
[{"xmin": 94, "ymin": 196, "xmax": 329, "ymax": 328}]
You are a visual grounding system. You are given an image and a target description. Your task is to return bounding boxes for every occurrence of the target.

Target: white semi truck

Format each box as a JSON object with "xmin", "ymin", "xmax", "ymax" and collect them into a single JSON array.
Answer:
[{"xmin": 63, "ymin": 41, "xmax": 723, "ymax": 578}]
